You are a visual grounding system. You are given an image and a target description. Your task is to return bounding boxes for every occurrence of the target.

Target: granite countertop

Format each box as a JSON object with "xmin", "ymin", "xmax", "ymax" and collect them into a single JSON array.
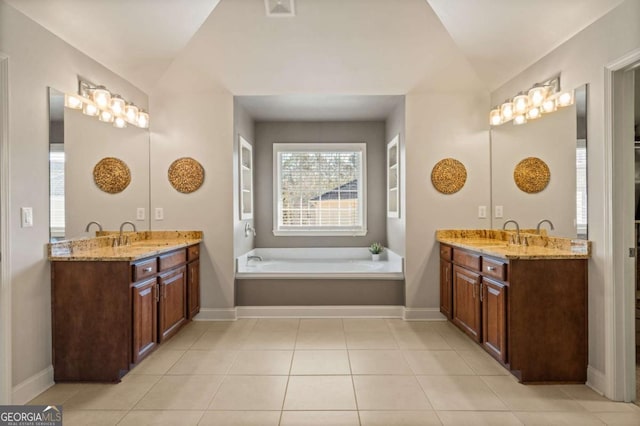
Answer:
[
  {"xmin": 436, "ymin": 229, "xmax": 591, "ymax": 260},
  {"xmin": 48, "ymin": 231, "xmax": 203, "ymax": 262}
]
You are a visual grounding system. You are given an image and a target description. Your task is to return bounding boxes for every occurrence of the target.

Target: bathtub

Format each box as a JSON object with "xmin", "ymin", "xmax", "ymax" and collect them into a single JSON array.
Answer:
[{"xmin": 236, "ymin": 247, "xmax": 404, "ymax": 280}]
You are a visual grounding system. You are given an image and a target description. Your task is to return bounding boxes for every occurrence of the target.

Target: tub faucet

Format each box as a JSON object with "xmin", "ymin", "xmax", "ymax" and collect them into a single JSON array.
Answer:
[
  {"xmin": 85, "ymin": 221, "xmax": 103, "ymax": 234},
  {"xmin": 503, "ymin": 219, "xmax": 521, "ymax": 245},
  {"xmin": 245, "ymin": 222, "xmax": 256, "ymax": 237},
  {"xmin": 115, "ymin": 221, "xmax": 136, "ymax": 247},
  {"xmin": 247, "ymin": 255, "xmax": 263, "ymax": 265},
  {"xmin": 536, "ymin": 219, "xmax": 555, "ymax": 234}
]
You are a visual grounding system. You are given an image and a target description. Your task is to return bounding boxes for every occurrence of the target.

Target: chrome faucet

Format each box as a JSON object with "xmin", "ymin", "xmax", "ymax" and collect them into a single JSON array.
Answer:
[
  {"xmin": 536, "ymin": 219, "xmax": 555, "ymax": 234},
  {"xmin": 114, "ymin": 221, "xmax": 137, "ymax": 247},
  {"xmin": 244, "ymin": 222, "xmax": 256, "ymax": 237},
  {"xmin": 85, "ymin": 221, "xmax": 103, "ymax": 234},
  {"xmin": 247, "ymin": 255, "xmax": 263, "ymax": 265},
  {"xmin": 503, "ymin": 219, "xmax": 521, "ymax": 245}
]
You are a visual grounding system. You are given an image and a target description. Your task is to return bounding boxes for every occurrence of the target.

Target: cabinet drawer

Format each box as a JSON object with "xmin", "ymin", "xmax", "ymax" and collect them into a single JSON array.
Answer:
[
  {"xmin": 133, "ymin": 258, "xmax": 157, "ymax": 281},
  {"xmin": 159, "ymin": 249, "xmax": 187, "ymax": 271},
  {"xmin": 440, "ymin": 245, "xmax": 452, "ymax": 260},
  {"xmin": 482, "ymin": 258, "xmax": 507, "ymax": 281},
  {"xmin": 453, "ymin": 249, "xmax": 481, "ymax": 271},
  {"xmin": 188, "ymin": 244, "xmax": 200, "ymax": 261}
]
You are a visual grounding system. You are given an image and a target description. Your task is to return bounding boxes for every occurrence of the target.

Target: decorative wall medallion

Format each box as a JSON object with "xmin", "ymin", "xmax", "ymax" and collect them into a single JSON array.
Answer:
[
  {"xmin": 168, "ymin": 157, "xmax": 205, "ymax": 193},
  {"xmin": 431, "ymin": 158, "xmax": 467, "ymax": 194},
  {"xmin": 513, "ymin": 157, "xmax": 550, "ymax": 193},
  {"xmin": 93, "ymin": 157, "xmax": 131, "ymax": 194}
]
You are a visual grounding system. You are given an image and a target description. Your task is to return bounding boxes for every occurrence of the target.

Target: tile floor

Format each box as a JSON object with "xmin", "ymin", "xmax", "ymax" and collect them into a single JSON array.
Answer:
[{"xmin": 29, "ymin": 319, "xmax": 640, "ymax": 425}]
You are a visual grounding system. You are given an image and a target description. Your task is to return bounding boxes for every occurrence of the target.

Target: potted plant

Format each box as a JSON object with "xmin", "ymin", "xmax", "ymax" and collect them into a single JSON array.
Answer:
[{"xmin": 369, "ymin": 242, "xmax": 384, "ymax": 261}]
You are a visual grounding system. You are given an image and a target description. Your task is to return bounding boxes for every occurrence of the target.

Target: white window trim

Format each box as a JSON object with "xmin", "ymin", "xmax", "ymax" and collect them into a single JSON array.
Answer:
[{"xmin": 273, "ymin": 142, "xmax": 367, "ymax": 237}]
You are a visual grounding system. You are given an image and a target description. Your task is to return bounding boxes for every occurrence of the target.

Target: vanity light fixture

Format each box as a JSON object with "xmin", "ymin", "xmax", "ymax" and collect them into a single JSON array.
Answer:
[
  {"xmin": 63, "ymin": 79, "xmax": 150, "ymax": 129},
  {"xmin": 489, "ymin": 75, "xmax": 574, "ymax": 126}
]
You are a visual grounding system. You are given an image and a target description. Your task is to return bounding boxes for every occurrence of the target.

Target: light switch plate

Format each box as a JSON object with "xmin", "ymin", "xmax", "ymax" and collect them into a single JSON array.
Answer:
[
  {"xmin": 478, "ymin": 205, "xmax": 487, "ymax": 218},
  {"xmin": 495, "ymin": 205, "xmax": 504, "ymax": 218},
  {"xmin": 154, "ymin": 207, "xmax": 164, "ymax": 220},
  {"xmin": 136, "ymin": 208, "xmax": 145, "ymax": 221},
  {"xmin": 21, "ymin": 207, "xmax": 33, "ymax": 227}
]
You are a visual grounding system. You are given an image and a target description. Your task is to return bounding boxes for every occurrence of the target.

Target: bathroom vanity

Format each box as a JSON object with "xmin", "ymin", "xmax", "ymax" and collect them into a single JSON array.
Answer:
[
  {"xmin": 48, "ymin": 231, "xmax": 202, "ymax": 382},
  {"xmin": 437, "ymin": 229, "xmax": 590, "ymax": 383}
]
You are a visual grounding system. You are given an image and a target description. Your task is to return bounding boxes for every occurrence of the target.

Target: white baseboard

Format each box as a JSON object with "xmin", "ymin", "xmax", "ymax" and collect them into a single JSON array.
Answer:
[
  {"xmin": 403, "ymin": 308, "xmax": 447, "ymax": 321},
  {"xmin": 193, "ymin": 308, "xmax": 237, "ymax": 321},
  {"xmin": 586, "ymin": 365, "xmax": 607, "ymax": 396},
  {"xmin": 12, "ymin": 365, "xmax": 53, "ymax": 405},
  {"xmin": 236, "ymin": 305, "xmax": 404, "ymax": 318}
]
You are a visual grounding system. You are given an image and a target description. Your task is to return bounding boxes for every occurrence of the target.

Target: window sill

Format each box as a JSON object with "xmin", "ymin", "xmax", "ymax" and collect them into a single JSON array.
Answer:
[{"xmin": 273, "ymin": 229, "xmax": 368, "ymax": 237}]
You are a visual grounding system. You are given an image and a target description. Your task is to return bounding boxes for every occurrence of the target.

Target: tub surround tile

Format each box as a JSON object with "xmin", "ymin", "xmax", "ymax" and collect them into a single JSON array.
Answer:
[
  {"xmin": 48, "ymin": 230, "xmax": 202, "ymax": 261},
  {"xmin": 436, "ymin": 229, "xmax": 591, "ymax": 259}
]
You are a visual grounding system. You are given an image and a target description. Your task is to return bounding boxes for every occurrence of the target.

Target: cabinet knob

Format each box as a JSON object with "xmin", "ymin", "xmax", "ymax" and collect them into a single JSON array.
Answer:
[
  {"xmin": 487, "ymin": 266, "xmax": 496, "ymax": 272},
  {"xmin": 143, "ymin": 267, "xmax": 153, "ymax": 272}
]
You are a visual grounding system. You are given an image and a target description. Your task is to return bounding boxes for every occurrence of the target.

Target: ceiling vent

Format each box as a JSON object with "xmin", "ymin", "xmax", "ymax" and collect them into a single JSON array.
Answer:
[{"xmin": 265, "ymin": 0, "xmax": 295, "ymax": 17}]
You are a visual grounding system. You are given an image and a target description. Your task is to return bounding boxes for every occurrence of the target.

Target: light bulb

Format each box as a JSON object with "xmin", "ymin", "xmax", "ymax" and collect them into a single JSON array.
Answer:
[
  {"xmin": 114, "ymin": 116, "xmax": 127, "ymax": 128},
  {"xmin": 528, "ymin": 86, "xmax": 548, "ymax": 107},
  {"xmin": 92, "ymin": 86, "xmax": 111, "ymax": 108},
  {"xmin": 489, "ymin": 109, "xmax": 502, "ymax": 126},
  {"xmin": 526, "ymin": 107, "xmax": 541, "ymax": 119},
  {"xmin": 513, "ymin": 114, "xmax": 527, "ymax": 125},
  {"xmin": 99, "ymin": 109, "xmax": 114, "ymax": 123},
  {"xmin": 500, "ymin": 102, "xmax": 514, "ymax": 121},
  {"xmin": 64, "ymin": 94, "xmax": 83, "ymax": 109},
  {"xmin": 513, "ymin": 94, "xmax": 529, "ymax": 114},
  {"xmin": 557, "ymin": 91, "xmax": 574, "ymax": 107},
  {"xmin": 125, "ymin": 104, "xmax": 139, "ymax": 123},
  {"xmin": 136, "ymin": 111, "xmax": 149, "ymax": 129},
  {"xmin": 541, "ymin": 98, "xmax": 557, "ymax": 113},
  {"xmin": 110, "ymin": 96, "xmax": 125, "ymax": 116},
  {"xmin": 82, "ymin": 102, "xmax": 99, "ymax": 117}
]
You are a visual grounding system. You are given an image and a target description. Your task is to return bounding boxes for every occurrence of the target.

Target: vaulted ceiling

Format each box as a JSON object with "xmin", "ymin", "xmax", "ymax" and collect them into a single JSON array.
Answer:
[{"xmin": 5, "ymin": 0, "xmax": 624, "ymax": 94}]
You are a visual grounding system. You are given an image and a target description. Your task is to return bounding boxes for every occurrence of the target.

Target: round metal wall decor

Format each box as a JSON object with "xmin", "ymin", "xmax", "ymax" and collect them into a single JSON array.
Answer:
[
  {"xmin": 513, "ymin": 157, "xmax": 550, "ymax": 193},
  {"xmin": 168, "ymin": 157, "xmax": 205, "ymax": 193},
  {"xmin": 431, "ymin": 158, "xmax": 467, "ymax": 194},
  {"xmin": 93, "ymin": 157, "xmax": 131, "ymax": 194}
]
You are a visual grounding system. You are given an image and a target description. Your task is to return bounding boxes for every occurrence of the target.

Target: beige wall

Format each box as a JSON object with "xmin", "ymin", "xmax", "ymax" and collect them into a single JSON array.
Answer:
[
  {"xmin": 233, "ymin": 100, "xmax": 255, "ymax": 258},
  {"xmin": 385, "ymin": 99, "xmax": 406, "ymax": 256},
  {"xmin": 0, "ymin": 0, "xmax": 148, "ymax": 395},
  {"xmin": 404, "ymin": 91, "xmax": 491, "ymax": 309},
  {"xmin": 149, "ymin": 90, "xmax": 235, "ymax": 310},
  {"xmin": 253, "ymin": 121, "xmax": 387, "ymax": 248},
  {"xmin": 490, "ymin": 0, "xmax": 640, "ymax": 377}
]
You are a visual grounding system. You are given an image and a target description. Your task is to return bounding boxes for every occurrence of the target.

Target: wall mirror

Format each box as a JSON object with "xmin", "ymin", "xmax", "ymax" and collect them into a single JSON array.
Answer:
[
  {"xmin": 48, "ymin": 88, "xmax": 151, "ymax": 242},
  {"xmin": 490, "ymin": 84, "xmax": 588, "ymax": 239}
]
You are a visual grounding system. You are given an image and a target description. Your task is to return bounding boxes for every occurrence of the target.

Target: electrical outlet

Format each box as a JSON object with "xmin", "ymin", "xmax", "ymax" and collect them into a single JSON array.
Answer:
[
  {"xmin": 478, "ymin": 205, "xmax": 487, "ymax": 218},
  {"xmin": 154, "ymin": 207, "xmax": 164, "ymax": 220},
  {"xmin": 495, "ymin": 205, "xmax": 504, "ymax": 218},
  {"xmin": 136, "ymin": 208, "xmax": 145, "ymax": 221},
  {"xmin": 21, "ymin": 207, "xmax": 33, "ymax": 227}
]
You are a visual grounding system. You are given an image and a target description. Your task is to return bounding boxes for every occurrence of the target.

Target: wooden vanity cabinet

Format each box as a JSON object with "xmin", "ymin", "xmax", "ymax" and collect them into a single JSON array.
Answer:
[
  {"xmin": 187, "ymin": 245, "xmax": 200, "ymax": 319},
  {"xmin": 439, "ymin": 245, "xmax": 453, "ymax": 319},
  {"xmin": 52, "ymin": 243, "xmax": 200, "ymax": 382},
  {"xmin": 441, "ymin": 243, "xmax": 587, "ymax": 383}
]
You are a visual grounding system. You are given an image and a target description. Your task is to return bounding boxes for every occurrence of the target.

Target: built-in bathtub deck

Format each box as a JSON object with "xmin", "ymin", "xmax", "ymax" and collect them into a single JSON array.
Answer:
[{"xmin": 235, "ymin": 247, "xmax": 405, "ymax": 306}]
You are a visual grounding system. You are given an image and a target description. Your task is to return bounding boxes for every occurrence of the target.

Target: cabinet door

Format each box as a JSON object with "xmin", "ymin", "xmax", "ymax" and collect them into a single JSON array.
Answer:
[
  {"xmin": 187, "ymin": 259, "xmax": 200, "ymax": 319},
  {"xmin": 452, "ymin": 266, "xmax": 481, "ymax": 342},
  {"xmin": 158, "ymin": 266, "xmax": 187, "ymax": 342},
  {"xmin": 482, "ymin": 278, "xmax": 507, "ymax": 363},
  {"xmin": 440, "ymin": 259, "xmax": 453, "ymax": 319},
  {"xmin": 132, "ymin": 278, "xmax": 158, "ymax": 363}
]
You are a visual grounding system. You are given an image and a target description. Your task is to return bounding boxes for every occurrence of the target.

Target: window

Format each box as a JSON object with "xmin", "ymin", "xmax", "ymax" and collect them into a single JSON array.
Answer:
[
  {"xmin": 273, "ymin": 143, "xmax": 367, "ymax": 236},
  {"xmin": 49, "ymin": 144, "xmax": 65, "ymax": 239}
]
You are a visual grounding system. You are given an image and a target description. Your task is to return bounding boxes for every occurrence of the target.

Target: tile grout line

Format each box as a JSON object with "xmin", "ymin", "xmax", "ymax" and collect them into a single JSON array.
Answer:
[{"xmin": 277, "ymin": 318, "xmax": 301, "ymax": 425}]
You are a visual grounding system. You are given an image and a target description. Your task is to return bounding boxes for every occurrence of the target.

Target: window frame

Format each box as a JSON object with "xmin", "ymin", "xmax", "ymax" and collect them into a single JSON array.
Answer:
[{"xmin": 272, "ymin": 142, "xmax": 367, "ymax": 237}]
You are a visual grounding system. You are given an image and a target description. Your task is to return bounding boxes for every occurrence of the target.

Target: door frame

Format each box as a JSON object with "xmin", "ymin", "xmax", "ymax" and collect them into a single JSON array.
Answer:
[
  {"xmin": 0, "ymin": 52, "xmax": 11, "ymax": 404},
  {"xmin": 604, "ymin": 48, "xmax": 640, "ymax": 402}
]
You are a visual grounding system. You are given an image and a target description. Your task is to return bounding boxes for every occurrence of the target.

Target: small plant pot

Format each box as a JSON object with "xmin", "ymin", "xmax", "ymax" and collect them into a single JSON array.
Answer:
[{"xmin": 371, "ymin": 254, "xmax": 380, "ymax": 261}]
